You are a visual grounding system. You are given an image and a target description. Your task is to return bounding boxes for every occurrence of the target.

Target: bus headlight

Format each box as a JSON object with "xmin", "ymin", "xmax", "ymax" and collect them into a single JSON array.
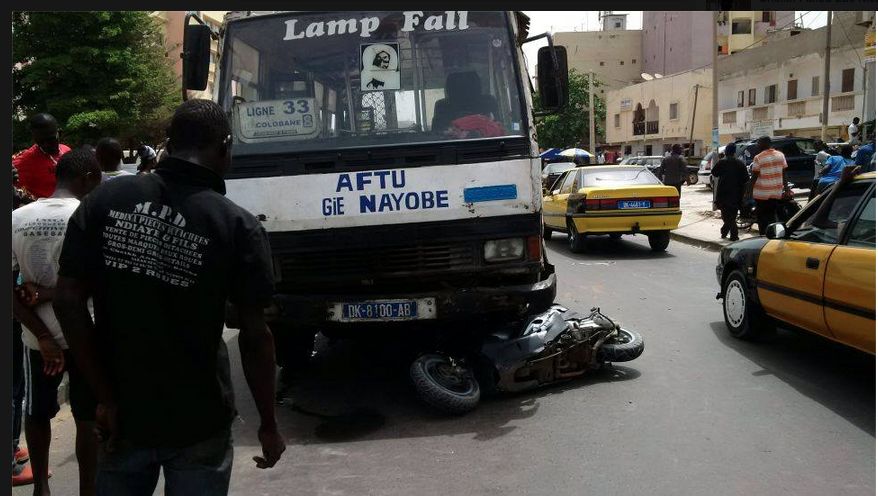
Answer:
[{"xmin": 484, "ymin": 238, "xmax": 525, "ymax": 262}]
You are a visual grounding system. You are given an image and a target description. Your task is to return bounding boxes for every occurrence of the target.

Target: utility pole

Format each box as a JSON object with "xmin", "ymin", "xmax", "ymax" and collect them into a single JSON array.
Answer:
[
  {"xmin": 689, "ymin": 84, "xmax": 700, "ymax": 157},
  {"xmin": 713, "ymin": 11, "xmax": 719, "ymax": 153},
  {"xmin": 663, "ymin": 13, "xmax": 668, "ymax": 75},
  {"xmin": 589, "ymin": 71, "xmax": 596, "ymax": 160},
  {"xmin": 821, "ymin": 11, "xmax": 832, "ymax": 141}
]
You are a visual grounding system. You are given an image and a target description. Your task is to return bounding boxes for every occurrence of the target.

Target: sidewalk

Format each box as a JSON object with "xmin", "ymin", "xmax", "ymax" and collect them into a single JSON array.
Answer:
[{"xmin": 672, "ymin": 183, "xmax": 808, "ymax": 251}]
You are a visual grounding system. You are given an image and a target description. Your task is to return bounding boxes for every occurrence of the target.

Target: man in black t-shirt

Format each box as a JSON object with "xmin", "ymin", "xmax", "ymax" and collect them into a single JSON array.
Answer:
[{"xmin": 54, "ymin": 100, "xmax": 286, "ymax": 495}]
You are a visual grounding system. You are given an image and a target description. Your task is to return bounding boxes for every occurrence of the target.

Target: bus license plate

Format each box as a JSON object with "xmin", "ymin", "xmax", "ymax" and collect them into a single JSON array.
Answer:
[
  {"xmin": 619, "ymin": 200, "xmax": 651, "ymax": 209},
  {"xmin": 329, "ymin": 299, "xmax": 436, "ymax": 322}
]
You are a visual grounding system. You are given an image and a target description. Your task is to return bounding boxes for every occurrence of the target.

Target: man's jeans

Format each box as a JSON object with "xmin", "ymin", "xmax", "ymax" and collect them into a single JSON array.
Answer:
[
  {"xmin": 96, "ymin": 428, "xmax": 233, "ymax": 496},
  {"xmin": 755, "ymin": 199, "xmax": 779, "ymax": 235}
]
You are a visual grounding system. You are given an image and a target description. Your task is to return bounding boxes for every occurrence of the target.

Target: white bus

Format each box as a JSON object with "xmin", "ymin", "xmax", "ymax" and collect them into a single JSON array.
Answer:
[{"xmin": 182, "ymin": 11, "xmax": 569, "ymax": 369}]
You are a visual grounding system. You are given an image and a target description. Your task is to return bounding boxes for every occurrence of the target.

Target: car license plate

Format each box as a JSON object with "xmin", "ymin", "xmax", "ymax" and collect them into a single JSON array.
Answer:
[
  {"xmin": 328, "ymin": 299, "xmax": 436, "ymax": 322},
  {"xmin": 619, "ymin": 200, "xmax": 651, "ymax": 209}
]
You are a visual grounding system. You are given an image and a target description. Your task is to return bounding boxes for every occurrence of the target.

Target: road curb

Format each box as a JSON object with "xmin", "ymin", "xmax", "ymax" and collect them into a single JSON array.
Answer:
[{"xmin": 670, "ymin": 231, "xmax": 724, "ymax": 252}]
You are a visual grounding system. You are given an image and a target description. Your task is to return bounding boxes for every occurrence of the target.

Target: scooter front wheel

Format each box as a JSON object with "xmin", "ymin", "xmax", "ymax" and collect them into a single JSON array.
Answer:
[
  {"xmin": 410, "ymin": 354, "xmax": 480, "ymax": 415},
  {"xmin": 597, "ymin": 329, "xmax": 644, "ymax": 363}
]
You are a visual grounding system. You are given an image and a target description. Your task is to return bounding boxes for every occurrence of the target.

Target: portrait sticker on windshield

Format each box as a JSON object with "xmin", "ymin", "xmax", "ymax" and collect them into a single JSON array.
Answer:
[
  {"xmin": 235, "ymin": 99, "xmax": 319, "ymax": 140},
  {"xmin": 361, "ymin": 42, "xmax": 400, "ymax": 92}
]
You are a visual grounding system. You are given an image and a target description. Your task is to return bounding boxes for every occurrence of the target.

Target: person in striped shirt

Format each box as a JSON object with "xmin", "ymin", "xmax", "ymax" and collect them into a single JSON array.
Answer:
[{"xmin": 750, "ymin": 136, "xmax": 789, "ymax": 235}]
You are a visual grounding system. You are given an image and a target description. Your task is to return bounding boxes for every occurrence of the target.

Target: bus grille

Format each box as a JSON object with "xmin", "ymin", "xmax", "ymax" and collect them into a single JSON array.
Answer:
[{"xmin": 278, "ymin": 241, "xmax": 477, "ymax": 283}]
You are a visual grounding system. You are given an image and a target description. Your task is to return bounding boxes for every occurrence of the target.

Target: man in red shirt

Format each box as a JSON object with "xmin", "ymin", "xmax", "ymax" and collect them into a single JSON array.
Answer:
[{"xmin": 13, "ymin": 114, "xmax": 71, "ymax": 200}]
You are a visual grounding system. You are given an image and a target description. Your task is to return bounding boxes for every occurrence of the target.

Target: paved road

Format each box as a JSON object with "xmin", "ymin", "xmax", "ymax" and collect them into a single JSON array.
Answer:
[{"xmin": 17, "ymin": 236, "xmax": 875, "ymax": 495}]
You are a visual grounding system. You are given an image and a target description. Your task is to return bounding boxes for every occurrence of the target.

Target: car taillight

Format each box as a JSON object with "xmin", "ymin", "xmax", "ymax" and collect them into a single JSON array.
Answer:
[
  {"xmin": 527, "ymin": 236, "xmax": 541, "ymax": 261},
  {"xmin": 585, "ymin": 199, "xmax": 601, "ymax": 210},
  {"xmin": 651, "ymin": 197, "xmax": 680, "ymax": 208}
]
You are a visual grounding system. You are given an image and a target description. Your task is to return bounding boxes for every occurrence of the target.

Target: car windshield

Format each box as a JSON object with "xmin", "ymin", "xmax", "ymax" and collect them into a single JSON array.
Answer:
[
  {"xmin": 544, "ymin": 162, "xmax": 575, "ymax": 174},
  {"xmin": 582, "ymin": 168, "xmax": 662, "ymax": 187},
  {"xmin": 219, "ymin": 11, "xmax": 526, "ymax": 155}
]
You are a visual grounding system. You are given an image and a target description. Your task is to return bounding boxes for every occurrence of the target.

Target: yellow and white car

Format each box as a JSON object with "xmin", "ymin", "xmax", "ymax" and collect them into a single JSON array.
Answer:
[
  {"xmin": 717, "ymin": 172, "xmax": 875, "ymax": 354},
  {"xmin": 542, "ymin": 165, "xmax": 682, "ymax": 252}
]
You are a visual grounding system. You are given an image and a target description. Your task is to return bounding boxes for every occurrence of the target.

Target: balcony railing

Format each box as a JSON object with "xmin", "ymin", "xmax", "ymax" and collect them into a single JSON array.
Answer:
[
  {"xmin": 752, "ymin": 107, "xmax": 769, "ymax": 121},
  {"xmin": 832, "ymin": 94, "xmax": 856, "ymax": 112},
  {"xmin": 646, "ymin": 121, "xmax": 659, "ymax": 135},
  {"xmin": 633, "ymin": 122, "xmax": 645, "ymax": 136},
  {"xmin": 787, "ymin": 101, "xmax": 806, "ymax": 117}
]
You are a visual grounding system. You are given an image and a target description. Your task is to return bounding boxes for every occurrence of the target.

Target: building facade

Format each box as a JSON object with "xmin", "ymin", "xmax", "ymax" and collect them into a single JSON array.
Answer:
[
  {"xmin": 605, "ymin": 68, "xmax": 713, "ymax": 157},
  {"xmin": 642, "ymin": 12, "xmax": 714, "ymax": 76},
  {"xmin": 554, "ymin": 30, "xmax": 642, "ymax": 94},
  {"xmin": 717, "ymin": 11, "xmax": 796, "ymax": 56},
  {"xmin": 717, "ymin": 12, "xmax": 873, "ymax": 144},
  {"xmin": 152, "ymin": 11, "xmax": 227, "ymax": 99}
]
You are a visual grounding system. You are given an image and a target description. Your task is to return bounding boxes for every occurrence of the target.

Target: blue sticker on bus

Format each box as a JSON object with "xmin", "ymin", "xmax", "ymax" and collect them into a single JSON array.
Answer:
[{"xmin": 463, "ymin": 184, "xmax": 518, "ymax": 203}]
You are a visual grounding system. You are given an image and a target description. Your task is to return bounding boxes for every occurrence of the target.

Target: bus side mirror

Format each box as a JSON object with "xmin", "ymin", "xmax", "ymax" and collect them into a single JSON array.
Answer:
[
  {"xmin": 182, "ymin": 23, "xmax": 212, "ymax": 94},
  {"xmin": 537, "ymin": 46, "xmax": 569, "ymax": 113}
]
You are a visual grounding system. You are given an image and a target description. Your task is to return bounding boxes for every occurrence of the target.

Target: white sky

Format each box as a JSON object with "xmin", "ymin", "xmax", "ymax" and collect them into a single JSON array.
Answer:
[{"xmin": 522, "ymin": 11, "xmax": 827, "ymax": 78}]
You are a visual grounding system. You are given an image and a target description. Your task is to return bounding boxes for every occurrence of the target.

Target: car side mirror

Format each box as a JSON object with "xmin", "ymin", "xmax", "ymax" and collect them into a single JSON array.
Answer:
[
  {"xmin": 182, "ymin": 22, "xmax": 212, "ymax": 96},
  {"xmin": 765, "ymin": 223, "xmax": 787, "ymax": 239},
  {"xmin": 537, "ymin": 46, "xmax": 569, "ymax": 114}
]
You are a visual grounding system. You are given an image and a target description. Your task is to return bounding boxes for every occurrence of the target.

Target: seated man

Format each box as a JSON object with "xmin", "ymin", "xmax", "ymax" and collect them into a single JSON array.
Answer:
[{"xmin": 431, "ymin": 71, "xmax": 499, "ymax": 134}]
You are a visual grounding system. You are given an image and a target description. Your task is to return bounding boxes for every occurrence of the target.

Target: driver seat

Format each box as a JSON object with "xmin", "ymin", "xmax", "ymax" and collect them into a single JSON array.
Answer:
[{"xmin": 431, "ymin": 71, "xmax": 498, "ymax": 132}]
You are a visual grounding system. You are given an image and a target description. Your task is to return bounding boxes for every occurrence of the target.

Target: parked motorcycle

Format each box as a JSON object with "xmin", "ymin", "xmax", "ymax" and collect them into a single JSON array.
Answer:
[{"xmin": 737, "ymin": 181, "xmax": 800, "ymax": 231}]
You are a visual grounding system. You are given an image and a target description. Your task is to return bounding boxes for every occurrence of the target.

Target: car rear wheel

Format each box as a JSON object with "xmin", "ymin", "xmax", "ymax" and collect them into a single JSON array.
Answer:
[
  {"xmin": 647, "ymin": 230, "xmax": 670, "ymax": 252},
  {"xmin": 722, "ymin": 270, "xmax": 770, "ymax": 340},
  {"xmin": 567, "ymin": 220, "xmax": 587, "ymax": 253}
]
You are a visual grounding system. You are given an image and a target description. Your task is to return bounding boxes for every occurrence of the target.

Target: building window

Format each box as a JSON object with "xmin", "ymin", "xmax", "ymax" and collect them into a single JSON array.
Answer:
[
  {"xmin": 723, "ymin": 111, "xmax": 737, "ymax": 124},
  {"xmin": 737, "ymin": 91, "xmax": 744, "ymax": 108},
  {"xmin": 620, "ymin": 61, "xmax": 624, "ymax": 65},
  {"xmin": 787, "ymin": 79, "xmax": 798, "ymax": 101},
  {"xmin": 600, "ymin": 61, "xmax": 605, "ymax": 66},
  {"xmin": 842, "ymin": 68, "xmax": 855, "ymax": 92},
  {"xmin": 669, "ymin": 103, "xmax": 678, "ymax": 120},
  {"xmin": 614, "ymin": 114, "xmax": 621, "ymax": 127},
  {"xmin": 632, "ymin": 59, "xmax": 636, "ymax": 64},
  {"xmin": 748, "ymin": 88, "xmax": 756, "ymax": 106},
  {"xmin": 624, "ymin": 145, "xmax": 632, "ymax": 155},
  {"xmin": 762, "ymin": 11, "xmax": 772, "ymax": 22},
  {"xmin": 812, "ymin": 76, "xmax": 820, "ymax": 97},
  {"xmin": 732, "ymin": 19, "xmax": 752, "ymax": 35},
  {"xmin": 615, "ymin": 21, "xmax": 622, "ymax": 28},
  {"xmin": 765, "ymin": 84, "xmax": 777, "ymax": 104}
]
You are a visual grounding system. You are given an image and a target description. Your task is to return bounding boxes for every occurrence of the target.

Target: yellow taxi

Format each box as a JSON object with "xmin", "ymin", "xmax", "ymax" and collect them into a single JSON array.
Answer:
[
  {"xmin": 717, "ymin": 172, "xmax": 876, "ymax": 354},
  {"xmin": 542, "ymin": 165, "xmax": 682, "ymax": 252}
]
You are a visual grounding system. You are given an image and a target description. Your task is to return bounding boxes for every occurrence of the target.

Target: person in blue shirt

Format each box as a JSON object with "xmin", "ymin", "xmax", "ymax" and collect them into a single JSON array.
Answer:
[
  {"xmin": 816, "ymin": 144, "xmax": 854, "ymax": 195},
  {"xmin": 854, "ymin": 131, "xmax": 875, "ymax": 173}
]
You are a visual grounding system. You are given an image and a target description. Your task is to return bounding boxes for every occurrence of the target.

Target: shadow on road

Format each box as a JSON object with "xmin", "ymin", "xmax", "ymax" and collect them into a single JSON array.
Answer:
[
  {"xmin": 709, "ymin": 321, "xmax": 876, "ymax": 437},
  {"xmin": 228, "ymin": 334, "xmax": 641, "ymax": 449},
  {"xmin": 544, "ymin": 234, "xmax": 676, "ymax": 261}
]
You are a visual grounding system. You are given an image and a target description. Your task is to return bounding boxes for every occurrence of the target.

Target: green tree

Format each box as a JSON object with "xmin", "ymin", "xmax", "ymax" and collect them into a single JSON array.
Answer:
[
  {"xmin": 534, "ymin": 69, "xmax": 606, "ymax": 150},
  {"xmin": 13, "ymin": 11, "xmax": 180, "ymax": 151}
]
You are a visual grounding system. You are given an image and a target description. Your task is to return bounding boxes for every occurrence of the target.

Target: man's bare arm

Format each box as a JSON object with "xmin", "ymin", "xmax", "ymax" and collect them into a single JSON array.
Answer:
[
  {"xmin": 53, "ymin": 275, "xmax": 115, "ymax": 405},
  {"xmin": 14, "ymin": 275, "xmax": 64, "ymax": 376},
  {"xmin": 237, "ymin": 306, "xmax": 286, "ymax": 469}
]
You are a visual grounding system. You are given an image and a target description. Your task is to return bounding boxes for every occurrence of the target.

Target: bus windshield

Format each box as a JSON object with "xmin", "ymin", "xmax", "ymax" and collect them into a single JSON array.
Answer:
[{"xmin": 219, "ymin": 11, "xmax": 526, "ymax": 155}]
